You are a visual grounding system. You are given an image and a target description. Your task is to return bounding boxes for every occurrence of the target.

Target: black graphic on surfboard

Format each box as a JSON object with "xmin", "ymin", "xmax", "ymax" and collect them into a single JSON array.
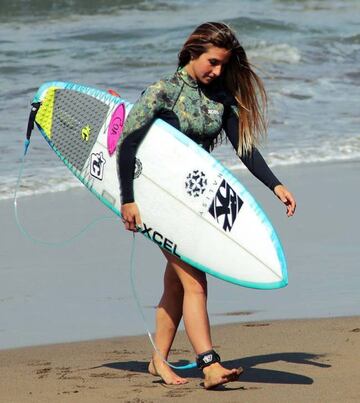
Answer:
[
  {"xmin": 208, "ymin": 179, "xmax": 243, "ymax": 232},
  {"xmin": 185, "ymin": 170, "xmax": 207, "ymax": 197},
  {"xmin": 134, "ymin": 158, "xmax": 142, "ymax": 179},
  {"xmin": 90, "ymin": 152, "xmax": 106, "ymax": 180}
]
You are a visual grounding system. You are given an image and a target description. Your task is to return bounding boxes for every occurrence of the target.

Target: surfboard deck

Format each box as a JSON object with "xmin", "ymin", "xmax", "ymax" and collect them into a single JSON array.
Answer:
[{"xmin": 32, "ymin": 81, "xmax": 288, "ymax": 290}]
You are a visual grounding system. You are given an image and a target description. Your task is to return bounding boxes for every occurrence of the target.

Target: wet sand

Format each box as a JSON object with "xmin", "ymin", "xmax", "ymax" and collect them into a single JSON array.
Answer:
[{"xmin": 1, "ymin": 161, "xmax": 360, "ymax": 350}]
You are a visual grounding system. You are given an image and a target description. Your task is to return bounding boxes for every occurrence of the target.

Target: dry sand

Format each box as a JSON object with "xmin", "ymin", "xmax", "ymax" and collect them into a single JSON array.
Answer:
[{"xmin": 1, "ymin": 316, "xmax": 359, "ymax": 402}]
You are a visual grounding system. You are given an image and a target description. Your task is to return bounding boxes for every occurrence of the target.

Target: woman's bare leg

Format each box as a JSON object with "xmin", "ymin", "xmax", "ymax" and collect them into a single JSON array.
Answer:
[
  {"xmin": 164, "ymin": 252, "xmax": 212, "ymax": 353},
  {"xmin": 163, "ymin": 251, "xmax": 242, "ymax": 389},
  {"xmin": 148, "ymin": 260, "xmax": 188, "ymax": 384}
]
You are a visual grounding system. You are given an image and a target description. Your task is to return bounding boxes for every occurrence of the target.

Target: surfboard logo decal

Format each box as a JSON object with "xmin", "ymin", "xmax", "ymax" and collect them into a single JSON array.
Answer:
[
  {"xmin": 81, "ymin": 125, "xmax": 91, "ymax": 141},
  {"xmin": 141, "ymin": 223, "xmax": 181, "ymax": 257},
  {"xmin": 208, "ymin": 179, "xmax": 243, "ymax": 232},
  {"xmin": 107, "ymin": 103, "xmax": 125, "ymax": 155},
  {"xmin": 185, "ymin": 170, "xmax": 208, "ymax": 197},
  {"xmin": 90, "ymin": 152, "xmax": 106, "ymax": 180}
]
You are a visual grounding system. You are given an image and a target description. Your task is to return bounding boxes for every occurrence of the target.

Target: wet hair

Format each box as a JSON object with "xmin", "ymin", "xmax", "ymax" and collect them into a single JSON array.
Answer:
[{"xmin": 178, "ymin": 22, "xmax": 267, "ymax": 155}]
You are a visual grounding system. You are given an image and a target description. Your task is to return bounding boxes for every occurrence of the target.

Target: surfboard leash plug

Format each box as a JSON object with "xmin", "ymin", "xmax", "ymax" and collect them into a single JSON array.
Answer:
[{"xmin": 24, "ymin": 102, "xmax": 41, "ymax": 155}]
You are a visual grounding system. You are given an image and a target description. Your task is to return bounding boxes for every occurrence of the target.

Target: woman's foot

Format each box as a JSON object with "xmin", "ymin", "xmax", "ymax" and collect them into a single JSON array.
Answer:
[
  {"xmin": 203, "ymin": 362, "xmax": 243, "ymax": 389},
  {"xmin": 148, "ymin": 359, "xmax": 188, "ymax": 385}
]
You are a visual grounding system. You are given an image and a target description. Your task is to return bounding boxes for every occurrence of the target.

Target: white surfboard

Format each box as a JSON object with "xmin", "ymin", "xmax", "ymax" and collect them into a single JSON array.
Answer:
[{"xmin": 32, "ymin": 81, "xmax": 288, "ymax": 290}]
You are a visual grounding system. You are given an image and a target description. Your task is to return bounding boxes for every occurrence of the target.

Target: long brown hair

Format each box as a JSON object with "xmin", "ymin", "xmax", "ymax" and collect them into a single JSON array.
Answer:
[{"xmin": 178, "ymin": 22, "xmax": 267, "ymax": 155}]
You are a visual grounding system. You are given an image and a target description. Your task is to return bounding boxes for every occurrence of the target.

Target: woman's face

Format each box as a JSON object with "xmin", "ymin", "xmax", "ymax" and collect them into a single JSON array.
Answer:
[{"xmin": 186, "ymin": 45, "xmax": 231, "ymax": 85}]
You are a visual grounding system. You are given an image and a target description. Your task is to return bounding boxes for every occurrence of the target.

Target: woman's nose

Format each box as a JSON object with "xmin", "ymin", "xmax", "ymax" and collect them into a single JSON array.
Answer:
[{"xmin": 213, "ymin": 65, "xmax": 222, "ymax": 76}]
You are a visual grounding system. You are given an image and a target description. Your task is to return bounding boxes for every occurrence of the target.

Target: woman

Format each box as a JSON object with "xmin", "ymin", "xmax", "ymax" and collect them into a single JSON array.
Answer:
[{"xmin": 117, "ymin": 22, "xmax": 296, "ymax": 389}]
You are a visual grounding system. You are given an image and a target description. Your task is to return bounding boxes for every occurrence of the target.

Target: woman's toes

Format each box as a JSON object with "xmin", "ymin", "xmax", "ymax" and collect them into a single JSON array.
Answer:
[{"xmin": 150, "ymin": 359, "xmax": 188, "ymax": 385}]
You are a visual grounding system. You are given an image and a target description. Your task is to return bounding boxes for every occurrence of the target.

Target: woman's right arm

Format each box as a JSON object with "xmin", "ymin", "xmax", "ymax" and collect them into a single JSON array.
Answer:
[
  {"xmin": 117, "ymin": 82, "xmax": 164, "ymax": 230},
  {"xmin": 121, "ymin": 202, "xmax": 142, "ymax": 232}
]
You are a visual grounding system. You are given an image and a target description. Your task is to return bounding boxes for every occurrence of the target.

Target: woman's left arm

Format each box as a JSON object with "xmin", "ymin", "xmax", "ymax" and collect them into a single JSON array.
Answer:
[{"xmin": 223, "ymin": 107, "xmax": 296, "ymax": 216}]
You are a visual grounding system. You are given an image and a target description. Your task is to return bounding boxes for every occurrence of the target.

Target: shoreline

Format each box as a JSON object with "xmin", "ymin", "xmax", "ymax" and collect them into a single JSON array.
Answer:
[
  {"xmin": 4, "ymin": 158, "xmax": 359, "ymax": 203},
  {"xmin": 1, "ymin": 316, "xmax": 359, "ymax": 402},
  {"xmin": 0, "ymin": 312, "xmax": 358, "ymax": 354}
]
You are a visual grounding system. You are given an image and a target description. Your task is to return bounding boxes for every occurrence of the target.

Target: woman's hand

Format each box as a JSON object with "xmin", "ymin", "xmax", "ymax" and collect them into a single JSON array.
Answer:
[
  {"xmin": 274, "ymin": 185, "xmax": 296, "ymax": 217},
  {"xmin": 121, "ymin": 202, "xmax": 142, "ymax": 232}
]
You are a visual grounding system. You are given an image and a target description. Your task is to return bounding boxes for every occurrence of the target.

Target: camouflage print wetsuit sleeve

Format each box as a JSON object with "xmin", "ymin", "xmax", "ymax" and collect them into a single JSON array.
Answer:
[
  {"xmin": 117, "ymin": 68, "xmax": 281, "ymax": 204},
  {"xmin": 116, "ymin": 81, "xmax": 171, "ymax": 204}
]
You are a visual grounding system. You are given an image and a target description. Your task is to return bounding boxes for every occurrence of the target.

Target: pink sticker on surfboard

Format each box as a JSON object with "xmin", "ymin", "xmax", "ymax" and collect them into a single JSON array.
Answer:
[{"xmin": 107, "ymin": 103, "xmax": 125, "ymax": 156}]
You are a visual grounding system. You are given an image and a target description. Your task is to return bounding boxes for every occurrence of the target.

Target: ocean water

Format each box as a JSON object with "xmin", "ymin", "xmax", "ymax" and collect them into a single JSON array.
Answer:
[
  {"xmin": 1, "ymin": 1, "xmax": 360, "ymax": 351},
  {"xmin": 0, "ymin": 0, "xmax": 359, "ymax": 200}
]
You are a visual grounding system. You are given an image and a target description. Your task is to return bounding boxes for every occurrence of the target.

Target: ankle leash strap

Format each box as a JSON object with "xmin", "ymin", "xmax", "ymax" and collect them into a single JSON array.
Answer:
[{"xmin": 196, "ymin": 349, "xmax": 221, "ymax": 369}]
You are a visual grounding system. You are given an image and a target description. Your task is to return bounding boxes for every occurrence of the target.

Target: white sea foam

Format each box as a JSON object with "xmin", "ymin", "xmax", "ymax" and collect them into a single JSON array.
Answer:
[
  {"xmin": 2, "ymin": 136, "xmax": 358, "ymax": 201},
  {"xmin": 249, "ymin": 42, "xmax": 301, "ymax": 64},
  {"xmin": 215, "ymin": 135, "xmax": 360, "ymax": 171},
  {"xmin": 1, "ymin": 175, "xmax": 81, "ymax": 201}
]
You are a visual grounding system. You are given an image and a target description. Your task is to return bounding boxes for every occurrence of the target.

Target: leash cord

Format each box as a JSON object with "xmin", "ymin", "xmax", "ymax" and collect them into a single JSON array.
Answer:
[
  {"xmin": 15, "ymin": 139, "xmax": 196, "ymax": 370},
  {"xmin": 14, "ymin": 142, "xmax": 115, "ymax": 247},
  {"xmin": 129, "ymin": 233, "xmax": 196, "ymax": 370}
]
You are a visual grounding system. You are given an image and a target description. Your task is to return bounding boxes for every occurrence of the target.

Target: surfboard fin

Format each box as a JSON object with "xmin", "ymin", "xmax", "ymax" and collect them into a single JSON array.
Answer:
[
  {"xmin": 24, "ymin": 102, "xmax": 41, "ymax": 155},
  {"xmin": 107, "ymin": 89, "xmax": 121, "ymax": 97}
]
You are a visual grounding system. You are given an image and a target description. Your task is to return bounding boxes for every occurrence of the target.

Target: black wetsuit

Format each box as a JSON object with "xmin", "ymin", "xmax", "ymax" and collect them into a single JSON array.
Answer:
[{"xmin": 117, "ymin": 68, "xmax": 281, "ymax": 203}]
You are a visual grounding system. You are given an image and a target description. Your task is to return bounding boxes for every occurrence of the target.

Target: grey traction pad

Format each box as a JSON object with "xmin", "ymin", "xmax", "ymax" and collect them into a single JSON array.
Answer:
[{"xmin": 51, "ymin": 89, "xmax": 110, "ymax": 171}]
